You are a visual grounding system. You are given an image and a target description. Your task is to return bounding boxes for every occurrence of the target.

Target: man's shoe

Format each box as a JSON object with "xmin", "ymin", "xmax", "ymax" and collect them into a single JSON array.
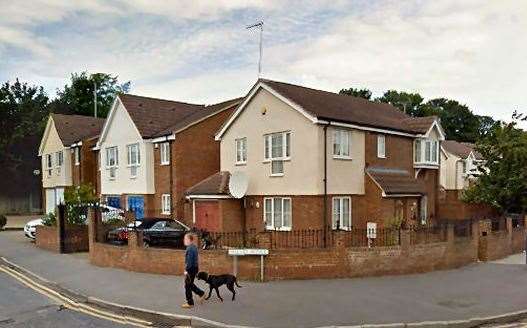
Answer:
[{"xmin": 181, "ymin": 303, "xmax": 193, "ymax": 309}]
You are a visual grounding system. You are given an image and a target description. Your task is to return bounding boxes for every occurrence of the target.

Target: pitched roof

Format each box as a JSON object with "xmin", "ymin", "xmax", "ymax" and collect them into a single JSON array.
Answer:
[
  {"xmin": 185, "ymin": 171, "xmax": 231, "ymax": 196},
  {"xmin": 367, "ymin": 167, "xmax": 426, "ymax": 196},
  {"xmin": 403, "ymin": 116, "xmax": 438, "ymax": 134},
  {"xmin": 153, "ymin": 97, "xmax": 242, "ymax": 138},
  {"xmin": 442, "ymin": 140, "xmax": 483, "ymax": 160},
  {"xmin": 51, "ymin": 113, "xmax": 105, "ymax": 145},
  {"xmin": 118, "ymin": 94, "xmax": 204, "ymax": 138},
  {"xmin": 261, "ymin": 79, "xmax": 420, "ymax": 134}
]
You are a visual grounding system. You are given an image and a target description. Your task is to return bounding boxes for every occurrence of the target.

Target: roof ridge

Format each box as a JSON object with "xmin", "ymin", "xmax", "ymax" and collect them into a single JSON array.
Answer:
[{"xmin": 120, "ymin": 93, "xmax": 204, "ymax": 107}]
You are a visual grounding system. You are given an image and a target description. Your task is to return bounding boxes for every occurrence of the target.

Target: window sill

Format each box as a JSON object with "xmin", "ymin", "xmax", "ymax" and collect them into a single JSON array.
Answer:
[
  {"xmin": 75, "ymin": 163, "xmax": 80, "ymax": 166},
  {"xmin": 333, "ymin": 227, "xmax": 352, "ymax": 231},
  {"xmin": 160, "ymin": 162, "xmax": 170, "ymax": 166},
  {"xmin": 266, "ymin": 227, "xmax": 292, "ymax": 232},
  {"xmin": 333, "ymin": 155, "xmax": 352, "ymax": 160},
  {"xmin": 377, "ymin": 155, "xmax": 386, "ymax": 159},
  {"xmin": 235, "ymin": 162, "xmax": 247, "ymax": 166},
  {"xmin": 161, "ymin": 212, "xmax": 171, "ymax": 215},
  {"xmin": 270, "ymin": 173, "xmax": 284, "ymax": 177},
  {"xmin": 263, "ymin": 157, "xmax": 291, "ymax": 163}
]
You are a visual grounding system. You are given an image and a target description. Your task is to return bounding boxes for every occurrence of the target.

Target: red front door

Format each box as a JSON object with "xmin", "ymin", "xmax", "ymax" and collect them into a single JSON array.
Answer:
[{"xmin": 194, "ymin": 201, "xmax": 220, "ymax": 232}]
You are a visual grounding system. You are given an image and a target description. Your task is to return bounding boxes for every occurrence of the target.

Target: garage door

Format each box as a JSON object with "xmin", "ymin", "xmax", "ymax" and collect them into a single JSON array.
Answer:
[
  {"xmin": 194, "ymin": 201, "xmax": 220, "ymax": 232},
  {"xmin": 45, "ymin": 189, "xmax": 56, "ymax": 214}
]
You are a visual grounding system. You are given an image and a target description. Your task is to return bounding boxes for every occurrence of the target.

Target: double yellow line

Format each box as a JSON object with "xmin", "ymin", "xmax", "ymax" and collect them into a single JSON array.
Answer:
[{"xmin": 0, "ymin": 264, "xmax": 153, "ymax": 327}]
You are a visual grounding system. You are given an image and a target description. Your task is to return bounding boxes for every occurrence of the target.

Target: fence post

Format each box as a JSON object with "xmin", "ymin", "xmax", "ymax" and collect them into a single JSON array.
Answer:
[
  {"xmin": 446, "ymin": 223, "xmax": 455, "ymax": 245},
  {"xmin": 471, "ymin": 219, "xmax": 480, "ymax": 249},
  {"xmin": 400, "ymin": 229, "xmax": 410, "ymax": 252},
  {"xmin": 56, "ymin": 204, "xmax": 66, "ymax": 254},
  {"xmin": 87, "ymin": 207, "xmax": 97, "ymax": 246}
]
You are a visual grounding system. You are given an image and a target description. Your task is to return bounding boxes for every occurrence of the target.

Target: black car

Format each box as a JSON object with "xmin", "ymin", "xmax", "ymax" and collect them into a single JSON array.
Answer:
[
  {"xmin": 142, "ymin": 219, "xmax": 190, "ymax": 248},
  {"xmin": 106, "ymin": 218, "xmax": 181, "ymax": 244}
]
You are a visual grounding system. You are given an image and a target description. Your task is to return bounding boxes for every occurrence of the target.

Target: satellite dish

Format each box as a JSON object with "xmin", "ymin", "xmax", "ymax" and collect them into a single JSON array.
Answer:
[{"xmin": 229, "ymin": 171, "xmax": 249, "ymax": 199}]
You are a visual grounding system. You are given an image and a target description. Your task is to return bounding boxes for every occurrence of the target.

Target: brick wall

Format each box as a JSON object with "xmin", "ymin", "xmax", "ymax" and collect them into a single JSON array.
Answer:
[
  {"xmin": 36, "ymin": 224, "xmax": 89, "ymax": 253},
  {"xmin": 71, "ymin": 138, "xmax": 98, "ymax": 190},
  {"xmin": 365, "ymin": 132, "xmax": 413, "ymax": 172},
  {"xmin": 172, "ymin": 108, "xmax": 235, "ymax": 223},
  {"xmin": 438, "ymin": 190, "xmax": 498, "ymax": 220}
]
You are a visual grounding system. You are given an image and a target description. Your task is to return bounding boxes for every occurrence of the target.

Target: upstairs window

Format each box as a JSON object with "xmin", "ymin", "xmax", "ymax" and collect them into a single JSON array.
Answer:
[
  {"xmin": 333, "ymin": 129, "xmax": 351, "ymax": 158},
  {"xmin": 264, "ymin": 132, "xmax": 290, "ymax": 176},
  {"xmin": 235, "ymin": 137, "xmax": 247, "ymax": 164},
  {"xmin": 377, "ymin": 135, "xmax": 386, "ymax": 158},
  {"xmin": 106, "ymin": 146, "xmax": 118, "ymax": 180},
  {"xmin": 160, "ymin": 142, "xmax": 170, "ymax": 165},
  {"xmin": 414, "ymin": 139, "xmax": 439, "ymax": 165},
  {"xmin": 74, "ymin": 147, "xmax": 80, "ymax": 166},
  {"xmin": 127, "ymin": 143, "xmax": 140, "ymax": 178},
  {"xmin": 55, "ymin": 151, "xmax": 63, "ymax": 175},
  {"xmin": 46, "ymin": 154, "xmax": 53, "ymax": 177}
]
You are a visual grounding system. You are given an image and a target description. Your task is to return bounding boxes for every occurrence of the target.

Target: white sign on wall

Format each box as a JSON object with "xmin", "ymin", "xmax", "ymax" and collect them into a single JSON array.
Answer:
[{"xmin": 367, "ymin": 222, "xmax": 377, "ymax": 239}]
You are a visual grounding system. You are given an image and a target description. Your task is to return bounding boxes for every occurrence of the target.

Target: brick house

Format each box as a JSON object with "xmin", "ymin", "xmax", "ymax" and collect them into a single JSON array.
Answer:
[
  {"xmin": 438, "ymin": 140, "xmax": 496, "ymax": 220},
  {"xmin": 185, "ymin": 79, "xmax": 445, "ymax": 232},
  {"xmin": 94, "ymin": 94, "xmax": 240, "ymax": 220},
  {"xmin": 38, "ymin": 114, "xmax": 105, "ymax": 214}
]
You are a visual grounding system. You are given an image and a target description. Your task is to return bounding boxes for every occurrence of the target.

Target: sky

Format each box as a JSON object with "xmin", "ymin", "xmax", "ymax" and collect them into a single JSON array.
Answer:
[{"xmin": 1, "ymin": 0, "xmax": 526, "ymax": 128}]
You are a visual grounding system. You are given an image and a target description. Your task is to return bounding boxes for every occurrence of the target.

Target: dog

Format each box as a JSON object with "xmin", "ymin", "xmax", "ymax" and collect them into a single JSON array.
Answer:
[{"xmin": 196, "ymin": 271, "xmax": 242, "ymax": 302}]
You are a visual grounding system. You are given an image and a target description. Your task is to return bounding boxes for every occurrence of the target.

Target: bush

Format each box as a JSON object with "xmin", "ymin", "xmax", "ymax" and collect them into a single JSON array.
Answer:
[
  {"xmin": 42, "ymin": 212, "xmax": 56, "ymax": 226},
  {"xmin": 0, "ymin": 214, "xmax": 6, "ymax": 229},
  {"xmin": 64, "ymin": 184, "xmax": 98, "ymax": 225}
]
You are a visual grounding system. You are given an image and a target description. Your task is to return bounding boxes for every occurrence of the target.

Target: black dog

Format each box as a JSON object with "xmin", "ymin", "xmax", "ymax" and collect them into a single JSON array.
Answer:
[{"xmin": 196, "ymin": 271, "xmax": 242, "ymax": 302}]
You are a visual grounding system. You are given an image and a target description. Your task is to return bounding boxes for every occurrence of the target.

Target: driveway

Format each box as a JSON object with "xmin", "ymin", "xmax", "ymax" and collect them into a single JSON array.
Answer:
[{"xmin": 0, "ymin": 230, "xmax": 526, "ymax": 327}]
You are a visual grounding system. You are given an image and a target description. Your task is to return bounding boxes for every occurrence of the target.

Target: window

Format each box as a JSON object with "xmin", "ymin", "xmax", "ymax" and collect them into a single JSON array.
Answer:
[
  {"xmin": 45, "ymin": 154, "xmax": 53, "ymax": 177},
  {"xmin": 74, "ymin": 148, "xmax": 80, "ymax": 166},
  {"xmin": 127, "ymin": 143, "xmax": 140, "ymax": 178},
  {"xmin": 271, "ymin": 160, "xmax": 283, "ymax": 176},
  {"xmin": 462, "ymin": 161, "xmax": 467, "ymax": 174},
  {"xmin": 106, "ymin": 146, "xmax": 118, "ymax": 180},
  {"xmin": 264, "ymin": 132, "xmax": 290, "ymax": 161},
  {"xmin": 414, "ymin": 139, "xmax": 439, "ymax": 165},
  {"xmin": 55, "ymin": 151, "xmax": 63, "ymax": 175},
  {"xmin": 332, "ymin": 197, "xmax": 351, "ymax": 230},
  {"xmin": 420, "ymin": 196, "xmax": 427, "ymax": 225},
  {"xmin": 377, "ymin": 135, "xmax": 386, "ymax": 158},
  {"xmin": 161, "ymin": 194, "xmax": 171, "ymax": 215},
  {"xmin": 264, "ymin": 197, "xmax": 292, "ymax": 230},
  {"xmin": 160, "ymin": 142, "xmax": 170, "ymax": 165},
  {"xmin": 235, "ymin": 138, "xmax": 247, "ymax": 164},
  {"xmin": 333, "ymin": 129, "xmax": 351, "ymax": 158}
]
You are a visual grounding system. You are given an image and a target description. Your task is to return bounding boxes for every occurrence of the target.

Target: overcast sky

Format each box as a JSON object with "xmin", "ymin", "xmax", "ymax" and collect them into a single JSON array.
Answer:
[{"xmin": 1, "ymin": 0, "xmax": 526, "ymax": 128}]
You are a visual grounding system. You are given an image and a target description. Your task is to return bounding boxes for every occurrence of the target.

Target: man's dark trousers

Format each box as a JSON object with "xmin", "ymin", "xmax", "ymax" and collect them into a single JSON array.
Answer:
[{"xmin": 185, "ymin": 268, "xmax": 204, "ymax": 305}]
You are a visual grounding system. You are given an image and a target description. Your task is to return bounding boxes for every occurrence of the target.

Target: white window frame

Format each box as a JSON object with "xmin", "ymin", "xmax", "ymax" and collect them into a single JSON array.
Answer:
[
  {"xmin": 106, "ymin": 146, "xmax": 118, "ymax": 180},
  {"xmin": 264, "ymin": 131, "xmax": 291, "ymax": 162},
  {"xmin": 264, "ymin": 197, "xmax": 292, "ymax": 231},
  {"xmin": 420, "ymin": 196, "xmax": 428, "ymax": 225},
  {"xmin": 160, "ymin": 142, "xmax": 170, "ymax": 165},
  {"xmin": 332, "ymin": 197, "xmax": 352, "ymax": 230},
  {"xmin": 161, "ymin": 194, "xmax": 171, "ymax": 215},
  {"xmin": 45, "ymin": 154, "xmax": 53, "ymax": 177},
  {"xmin": 235, "ymin": 137, "xmax": 247, "ymax": 165},
  {"xmin": 377, "ymin": 135, "xmax": 386, "ymax": 158},
  {"xmin": 55, "ymin": 151, "xmax": 63, "ymax": 175},
  {"xmin": 414, "ymin": 138, "xmax": 439, "ymax": 165},
  {"xmin": 127, "ymin": 143, "xmax": 140, "ymax": 178},
  {"xmin": 74, "ymin": 147, "xmax": 80, "ymax": 166},
  {"xmin": 333, "ymin": 129, "xmax": 351, "ymax": 159}
]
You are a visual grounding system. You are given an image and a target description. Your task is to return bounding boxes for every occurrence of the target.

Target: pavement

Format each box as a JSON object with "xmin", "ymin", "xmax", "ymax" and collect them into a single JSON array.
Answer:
[
  {"xmin": 1, "ymin": 230, "xmax": 527, "ymax": 328},
  {"xmin": 0, "ymin": 269, "xmax": 131, "ymax": 327}
]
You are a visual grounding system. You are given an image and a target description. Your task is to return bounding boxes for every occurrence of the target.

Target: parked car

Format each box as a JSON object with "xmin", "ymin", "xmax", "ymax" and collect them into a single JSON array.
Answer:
[
  {"xmin": 106, "ymin": 219, "xmax": 146, "ymax": 244},
  {"xmin": 24, "ymin": 218, "xmax": 44, "ymax": 240},
  {"xmin": 142, "ymin": 219, "xmax": 190, "ymax": 248}
]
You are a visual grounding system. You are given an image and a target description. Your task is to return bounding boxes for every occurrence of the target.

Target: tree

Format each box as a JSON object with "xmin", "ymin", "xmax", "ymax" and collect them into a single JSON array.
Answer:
[
  {"xmin": 462, "ymin": 112, "xmax": 527, "ymax": 214},
  {"xmin": 476, "ymin": 115, "xmax": 499, "ymax": 138},
  {"xmin": 0, "ymin": 79, "xmax": 49, "ymax": 166},
  {"xmin": 64, "ymin": 183, "xmax": 98, "ymax": 225},
  {"xmin": 55, "ymin": 72, "xmax": 130, "ymax": 118},
  {"xmin": 375, "ymin": 90, "xmax": 425, "ymax": 117},
  {"xmin": 339, "ymin": 87, "xmax": 372, "ymax": 100}
]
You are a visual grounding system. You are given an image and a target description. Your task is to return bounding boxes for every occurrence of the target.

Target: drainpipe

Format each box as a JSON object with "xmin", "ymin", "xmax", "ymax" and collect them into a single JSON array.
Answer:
[
  {"xmin": 169, "ymin": 140, "xmax": 174, "ymax": 219},
  {"xmin": 323, "ymin": 123, "xmax": 330, "ymax": 246}
]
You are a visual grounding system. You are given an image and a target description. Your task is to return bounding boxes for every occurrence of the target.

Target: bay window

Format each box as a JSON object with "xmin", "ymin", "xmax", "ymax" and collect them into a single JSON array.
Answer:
[
  {"xmin": 127, "ymin": 143, "xmax": 140, "ymax": 178},
  {"xmin": 332, "ymin": 197, "xmax": 351, "ymax": 230},
  {"xmin": 414, "ymin": 139, "xmax": 439, "ymax": 165},
  {"xmin": 333, "ymin": 129, "xmax": 351, "ymax": 158},
  {"xmin": 264, "ymin": 197, "xmax": 292, "ymax": 230}
]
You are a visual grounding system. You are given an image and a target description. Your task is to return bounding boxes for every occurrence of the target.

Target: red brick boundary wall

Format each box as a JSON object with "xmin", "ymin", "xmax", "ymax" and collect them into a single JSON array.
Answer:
[
  {"xmin": 36, "ymin": 225, "xmax": 89, "ymax": 253},
  {"xmin": 478, "ymin": 218, "xmax": 526, "ymax": 261},
  {"xmin": 88, "ymin": 212, "xmax": 526, "ymax": 281}
]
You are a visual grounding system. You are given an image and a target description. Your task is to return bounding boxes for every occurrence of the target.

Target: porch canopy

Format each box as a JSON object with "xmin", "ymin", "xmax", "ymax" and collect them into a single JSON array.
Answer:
[{"xmin": 366, "ymin": 167, "xmax": 426, "ymax": 197}]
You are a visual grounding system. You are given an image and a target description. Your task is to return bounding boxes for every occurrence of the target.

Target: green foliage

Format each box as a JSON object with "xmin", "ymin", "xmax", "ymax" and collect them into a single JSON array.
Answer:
[
  {"xmin": 0, "ymin": 80, "xmax": 49, "ymax": 166},
  {"xmin": 55, "ymin": 72, "xmax": 130, "ymax": 118},
  {"xmin": 462, "ymin": 112, "xmax": 527, "ymax": 214},
  {"xmin": 64, "ymin": 184, "xmax": 98, "ymax": 225},
  {"xmin": 0, "ymin": 214, "xmax": 6, "ymax": 228},
  {"xmin": 376, "ymin": 90, "xmax": 425, "ymax": 117},
  {"xmin": 42, "ymin": 212, "xmax": 56, "ymax": 227},
  {"xmin": 339, "ymin": 87, "xmax": 372, "ymax": 100}
]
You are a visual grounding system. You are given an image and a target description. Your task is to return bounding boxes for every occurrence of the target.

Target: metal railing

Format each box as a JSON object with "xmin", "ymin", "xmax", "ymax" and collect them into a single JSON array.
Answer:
[{"xmin": 410, "ymin": 225, "xmax": 447, "ymax": 245}]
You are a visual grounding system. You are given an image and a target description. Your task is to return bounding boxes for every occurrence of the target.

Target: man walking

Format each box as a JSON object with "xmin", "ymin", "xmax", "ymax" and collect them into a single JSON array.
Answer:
[{"xmin": 182, "ymin": 233, "xmax": 205, "ymax": 308}]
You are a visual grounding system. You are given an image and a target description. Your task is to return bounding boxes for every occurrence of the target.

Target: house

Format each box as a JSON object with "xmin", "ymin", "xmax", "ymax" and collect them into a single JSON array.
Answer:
[
  {"xmin": 95, "ymin": 94, "xmax": 240, "ymax": 220},
  {"xmin": 185, "ymin": 79, "xmax": 445, "ymax": 232},
  {"xmin": 438, "ymin": 140, "xmax": 494, "ymax": 220},
  {"xmin": 38, "ymin": 114, "xmax": 105, "ymax": 214}
]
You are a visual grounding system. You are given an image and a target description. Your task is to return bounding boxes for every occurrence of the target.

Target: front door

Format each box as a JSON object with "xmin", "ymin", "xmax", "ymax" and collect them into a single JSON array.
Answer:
[
  {"xmin": 106, "ymin": 196, "xmax": 121, "ymax": 209},
  {"xmin": 194, "ymin": 201, "xmax": 220, "ymax": 232},
  {"xmin": 127, "ymin": 196, "xmax": 145, "ymax": 220}
]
